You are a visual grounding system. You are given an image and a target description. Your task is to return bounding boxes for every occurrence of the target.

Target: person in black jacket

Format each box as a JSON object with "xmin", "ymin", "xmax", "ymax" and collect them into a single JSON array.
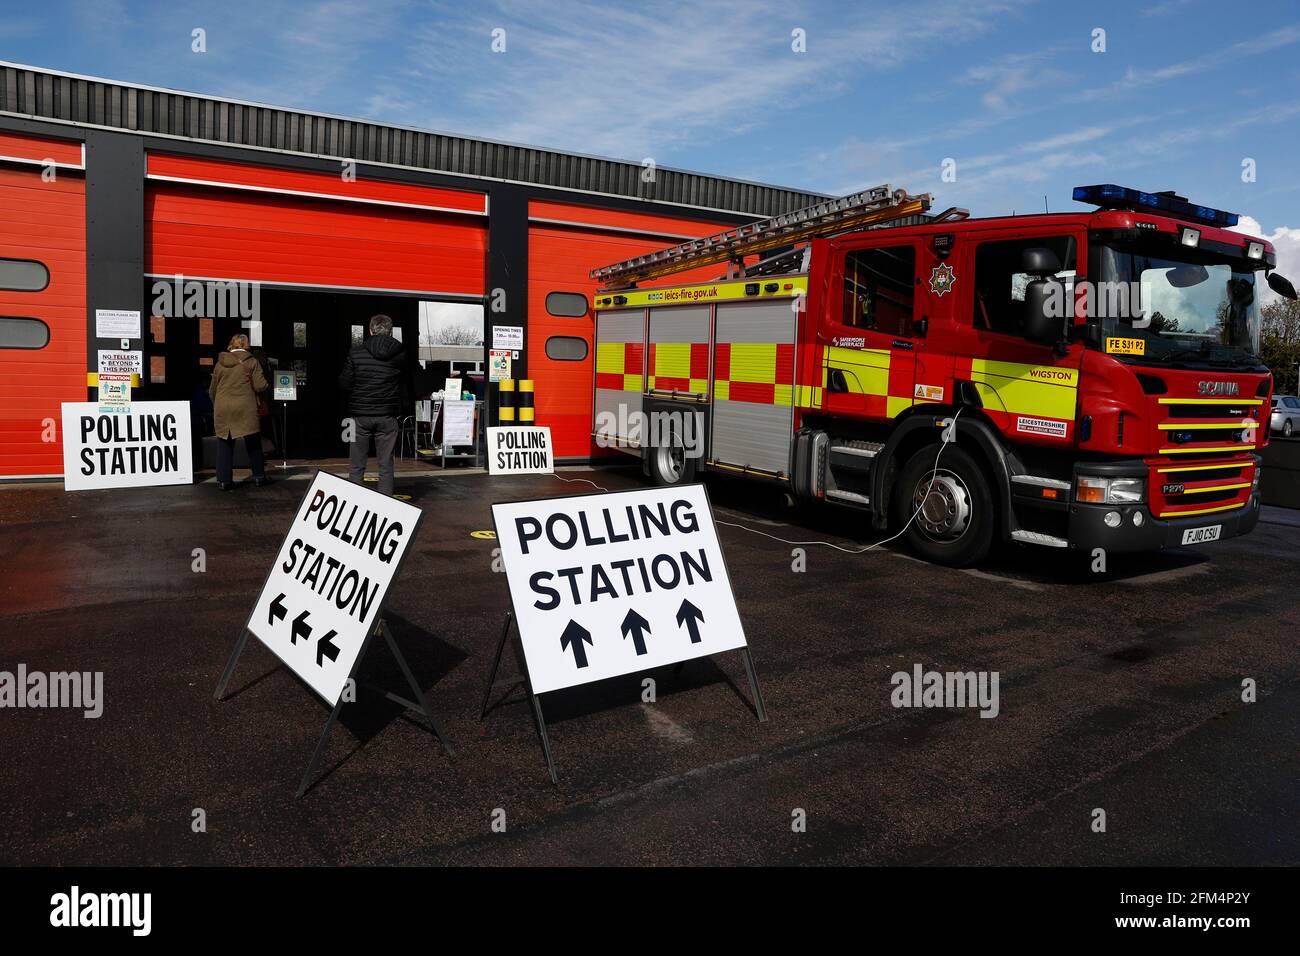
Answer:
[{"xmin": 338, "ymin": 314, "xmax": 407, "ymax": 495}]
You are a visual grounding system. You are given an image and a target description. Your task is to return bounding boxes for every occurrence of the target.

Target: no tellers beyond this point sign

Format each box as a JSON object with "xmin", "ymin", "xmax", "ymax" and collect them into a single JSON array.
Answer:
[
  {"xmin": 491, "ymin": 484, "xmax": 747, "ymax": 694},
  {"xmin": 247, "ymin": 471, "xmax": 422, "ymax": 704}
]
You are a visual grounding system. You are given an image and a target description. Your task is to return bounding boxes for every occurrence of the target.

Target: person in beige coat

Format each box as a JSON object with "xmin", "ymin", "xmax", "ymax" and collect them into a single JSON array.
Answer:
[{"xmin": 209, "ymin": 334, "xmax": 270, "ymax": 490}]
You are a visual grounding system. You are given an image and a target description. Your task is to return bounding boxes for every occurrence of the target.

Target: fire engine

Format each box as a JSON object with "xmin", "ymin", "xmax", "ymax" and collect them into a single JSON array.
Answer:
[{"xmin": 588, "ymin": 183, "xmax": 1297, "ymax": 566}]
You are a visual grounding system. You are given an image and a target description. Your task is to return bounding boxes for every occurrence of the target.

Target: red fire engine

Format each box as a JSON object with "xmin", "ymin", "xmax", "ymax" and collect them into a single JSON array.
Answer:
[{"xmin": 589, "ymin": 183, "xmax": 1296, "ymax": 566}]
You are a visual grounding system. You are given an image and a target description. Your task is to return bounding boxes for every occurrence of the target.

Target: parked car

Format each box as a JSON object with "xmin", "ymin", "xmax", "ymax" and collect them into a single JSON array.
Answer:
[{"xmin": 1271, "ymin": 395, "xmax": 1300, "ymax": 437}]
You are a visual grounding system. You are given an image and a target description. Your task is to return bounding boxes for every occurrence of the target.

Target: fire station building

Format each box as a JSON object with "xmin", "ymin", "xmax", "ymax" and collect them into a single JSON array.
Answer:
[{"xmin": 0, "ymin": 62, "xmax": 822, "ymax": 479}]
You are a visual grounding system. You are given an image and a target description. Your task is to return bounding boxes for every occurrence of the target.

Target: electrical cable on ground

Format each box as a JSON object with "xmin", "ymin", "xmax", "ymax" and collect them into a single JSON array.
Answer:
[{"xmin": 544, "ymin": 408, "xmax": 963, "ymax": 556}]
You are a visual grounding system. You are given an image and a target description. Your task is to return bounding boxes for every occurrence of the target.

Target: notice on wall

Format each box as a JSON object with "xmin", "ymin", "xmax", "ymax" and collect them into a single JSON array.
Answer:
[
  {"xmin": 247, "ymin": 471, "xmax": 423, "ymax": 704},
  {"xmin": 97, "ymin": 372, "xmax": 132, "ymax": 414},
  {"xmin": 493, "ymin": 326, "xmax": 524, "ymax": 350},
  {"xmin": 488, "ymin": 349, "xmax": 512, "ymax": 383},
  {"xmin": 273, "ymin": 371, "xmax": 297, "ymax": 401},
  {"xmin": 94, "ymin": 309, "xmax": 141, "ymax": 340},
  {"xmin": 491, "ymin": 484, "xmax": 747, "ymax": 694},
  {"xmin": 61, "ymin": 401, "xmax": 194, "ymax": 491},
  {"xmin": 97, "ymin": 350, "xmax": 143, "ymax": 377},
  {"xmin": 441, "ymin": 399, "xmax": 475, "ymax": 446},
  {"xmin": 487, "ymin": 426, "xmax": 553, "ymax": 476}
]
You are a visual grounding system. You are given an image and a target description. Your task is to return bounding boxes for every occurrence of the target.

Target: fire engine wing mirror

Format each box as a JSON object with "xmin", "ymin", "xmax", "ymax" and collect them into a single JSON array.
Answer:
[{"xmin": 1268, "ymin": 271, "xmax": 1298, "ymax": 300}]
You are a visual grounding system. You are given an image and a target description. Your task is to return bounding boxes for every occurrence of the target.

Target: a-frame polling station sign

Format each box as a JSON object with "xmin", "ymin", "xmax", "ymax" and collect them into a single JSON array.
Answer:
[
  {"xmin": 492, "ymin": 484, "xmax": 749, "ymax": 695},
  {"xmin": 247, "ymin": 471, "xmax": 422, "ymax": 704}
]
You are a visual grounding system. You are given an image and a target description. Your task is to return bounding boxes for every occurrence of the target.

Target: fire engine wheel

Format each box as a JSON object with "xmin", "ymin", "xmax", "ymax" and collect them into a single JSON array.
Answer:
[
  {"xmin": 893, "ymin": 444, "xmax": 995, "ymax": 567},
  {"xmin": 649, "ymin": 436, "xmax": 697, "ymax": 486}
]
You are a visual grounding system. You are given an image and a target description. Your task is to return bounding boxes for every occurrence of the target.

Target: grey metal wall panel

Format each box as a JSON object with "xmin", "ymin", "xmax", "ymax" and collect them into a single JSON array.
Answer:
[{"xmin": 0, "ymin": 63, "xmax": 827, "ymax": 217}]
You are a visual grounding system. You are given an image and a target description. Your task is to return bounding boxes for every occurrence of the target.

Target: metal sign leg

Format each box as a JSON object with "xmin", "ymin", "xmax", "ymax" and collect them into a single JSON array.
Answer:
[
  {"xmin": 214, "ymin": 629, "xmax": 251, "ymax": 701},
  {"xmin": 380, "ymin": 619, "xmax": 453, "ymax": 757},
  {"xmin": 480, "ymin": 610, "xmax": 514, "ymax": 718},
  {"xmin": 527, "ymin": 682, "xmax": 558, "ymax": 786},
  {"xmin": 740, "ymin": 648, "xmax": 769, "ymax": 723},
  {"xmin": 481, "ymin": 610, "xmax": 558, "ymax": 783},
  {"xmin": 296, "ymin": 695, "xmax": 346, "ymax": 799}
]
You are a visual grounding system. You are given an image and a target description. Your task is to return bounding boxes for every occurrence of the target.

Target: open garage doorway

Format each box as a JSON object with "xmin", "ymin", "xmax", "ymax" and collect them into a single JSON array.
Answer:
[{"xmin": 142, "ymin": 280, "xmax": 483, "ymax": 469}]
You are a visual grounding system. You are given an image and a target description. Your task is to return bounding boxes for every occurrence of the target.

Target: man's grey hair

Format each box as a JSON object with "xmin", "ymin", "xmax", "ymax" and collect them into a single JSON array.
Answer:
[{"xmin": 369, "ymin": 314, "xmax": 394, "ymax": 336}]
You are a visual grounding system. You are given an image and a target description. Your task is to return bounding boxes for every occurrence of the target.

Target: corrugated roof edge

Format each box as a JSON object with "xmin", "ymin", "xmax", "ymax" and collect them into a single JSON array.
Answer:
[{"xmin": 0, "ymin": 59, "xmax": 831, "ymax": 217}]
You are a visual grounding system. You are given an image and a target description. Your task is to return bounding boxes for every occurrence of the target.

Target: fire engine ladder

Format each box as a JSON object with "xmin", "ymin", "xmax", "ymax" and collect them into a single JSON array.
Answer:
[{"xmin": 590, "ymin": 184, "xmax": 938, "ymax": 289}]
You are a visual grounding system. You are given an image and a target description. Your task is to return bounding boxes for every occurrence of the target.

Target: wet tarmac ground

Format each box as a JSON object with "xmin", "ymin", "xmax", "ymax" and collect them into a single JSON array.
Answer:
[{"xmin": 0, "ymin": 466, "xmax": 1297, "ymax": 865}]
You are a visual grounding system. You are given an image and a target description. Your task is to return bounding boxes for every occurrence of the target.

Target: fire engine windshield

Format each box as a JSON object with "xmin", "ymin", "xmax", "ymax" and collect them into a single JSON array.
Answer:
[{"xmin": 1093, "ymin": 241, "xmax": 1263, "ymax": 367}]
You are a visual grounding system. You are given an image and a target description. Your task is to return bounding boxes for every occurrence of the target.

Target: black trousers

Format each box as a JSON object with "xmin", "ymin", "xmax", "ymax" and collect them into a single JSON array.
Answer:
[
  {"xmin": 215, "ymin": 433, "xmax": 266, "ymax": 483},
  {"xmin": 348, "ymin": 415, "xmax": 398, "ymax": 495}
]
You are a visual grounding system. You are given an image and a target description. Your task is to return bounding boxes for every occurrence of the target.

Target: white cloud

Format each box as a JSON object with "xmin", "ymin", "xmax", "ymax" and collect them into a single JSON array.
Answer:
[
  {"xmin": 1075, "ymin": 24, "xmax": 1300, "ymax": 103},
  {"xmin": 380, "ymin": 0, "xmax": 1027, "ymax": 167}
]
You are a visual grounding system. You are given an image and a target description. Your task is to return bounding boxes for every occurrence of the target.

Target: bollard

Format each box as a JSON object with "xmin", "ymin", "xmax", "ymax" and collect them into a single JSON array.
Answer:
[
  {"xmin": 519, "ymin": 379, "xmax": 535, "ymax": 423},
  {"xmin": 498, "ymin": 378, "xmax": 516, "ymax": 423}
]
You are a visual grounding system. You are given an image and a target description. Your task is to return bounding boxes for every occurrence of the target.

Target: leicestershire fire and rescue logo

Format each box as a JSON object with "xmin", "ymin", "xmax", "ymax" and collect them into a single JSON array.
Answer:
[{"xmin": 929, "ymin": 263, "xmax": 956, "ymax": 296}]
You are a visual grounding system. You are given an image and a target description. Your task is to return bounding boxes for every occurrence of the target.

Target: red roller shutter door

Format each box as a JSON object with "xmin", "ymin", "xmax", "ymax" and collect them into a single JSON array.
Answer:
[
  {"xmin": 146, "ymin": 154, "xmax": 486, "ymax": 295},
  {"xmin": 527, "ymin": 200, "xmax": 735, "ymax": 459},
  {"xmin": 0, "ymin": 134, "xmax": 86, "ymax": 478}
]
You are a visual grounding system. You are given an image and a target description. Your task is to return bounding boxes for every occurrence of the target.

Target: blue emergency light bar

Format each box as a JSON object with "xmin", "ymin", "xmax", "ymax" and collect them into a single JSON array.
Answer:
[{"xmin": 1072, "ymin": 184, "xmax": 1239, "ymax": 228}]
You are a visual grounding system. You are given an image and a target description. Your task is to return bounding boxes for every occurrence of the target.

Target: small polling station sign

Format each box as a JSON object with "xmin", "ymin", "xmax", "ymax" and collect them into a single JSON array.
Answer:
[
  {"xmin": 485, "ymin": 483, "xmax": 765, "ymax": 781},
  {"xmin": 61, "ymin": 401, "xmax": 193, "ymax": 491},
  {"xmin": 273, "ymin": 371, "xmax": 297, "ymax": 401},
  {"xmin": 246, "ymin": 471, "xmax": 420, "ymax": 704},
  {"xmin": 217, "ymin": 470, "xmax": 450, "ymax": 796},
  {"xmin": 487, "ymin": 426, "xmax": 553, "ymax": 476}
]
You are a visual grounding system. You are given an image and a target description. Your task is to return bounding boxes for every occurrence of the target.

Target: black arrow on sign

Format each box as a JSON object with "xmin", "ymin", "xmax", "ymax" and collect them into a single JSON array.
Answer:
[
  {"xmin": 291, "ymin": 610, "xmax": 312, "ymax": 645},
  {"xmin": 269, "ymin": 593, "xmax": 288, "ymax": 627},
  {"xmin": 675, "ymin": 599, "xmax": 705, "ymax": 644},
  {"xmin": 621, "ymin": 608, "xmax": 651, "ymax": 656},
  {"xmin": 560, "ymin": 620, "xmax": 593, "ymax": 669},
  {"xmin": 316, "ymin": 630, "xmax": 340, "ymax": 667}
]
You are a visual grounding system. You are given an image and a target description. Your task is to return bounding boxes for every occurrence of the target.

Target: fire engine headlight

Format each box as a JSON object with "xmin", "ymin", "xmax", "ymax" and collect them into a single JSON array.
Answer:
[
  {"xmin": 1076, "ymin": 476, "xmax": 1145, "ymax": 504},
  {"xmin": 1179, "ymin": 226, "xmax": 1201, "ymax": 248},
  {"xmin": 1108, "ymin": 478, "xmax": 1145, "ymax": 503},
  {"xmin": 1246, "ymin": 240, "xmax": 1265, "ymax": 260}
]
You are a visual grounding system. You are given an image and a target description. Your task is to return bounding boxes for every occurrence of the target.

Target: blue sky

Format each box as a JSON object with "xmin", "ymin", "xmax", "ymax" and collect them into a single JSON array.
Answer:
[{"xmin": 5, "ymin": 0, "xmax": 1300, "ymax": 273}]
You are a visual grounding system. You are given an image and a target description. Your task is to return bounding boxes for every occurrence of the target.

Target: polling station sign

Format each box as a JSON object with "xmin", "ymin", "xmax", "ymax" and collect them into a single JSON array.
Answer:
[
  {"xmin": 247, "ymin": 471, "xmax": 422, "ymax": 704},
  {"xmin": 487, "ymin": 426, "xmax": 553, "ymax": 475},
  {"xmin": 492, "ymin": 484, "xmax": 747, "ymax": 694},
  {"xmin": 61, "ymin": 402, "xmax": 194, "ymax": 491}
]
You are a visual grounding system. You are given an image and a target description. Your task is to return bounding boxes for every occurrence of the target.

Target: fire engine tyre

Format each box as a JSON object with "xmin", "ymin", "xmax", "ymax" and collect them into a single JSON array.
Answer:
[
  {"xmin": 893, "ymin": 444, "xmax": 995, "ymax": 567},
  {"xmin": 649, "ymin": 436, "xmax": 698, "ymax": 486}
]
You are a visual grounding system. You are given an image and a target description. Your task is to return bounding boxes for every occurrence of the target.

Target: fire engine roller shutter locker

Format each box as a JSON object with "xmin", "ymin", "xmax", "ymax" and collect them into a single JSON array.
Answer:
[
  {"xmin": 711, "ymin": 298, "xmax": 797, "ymax": 476},
  {"xmin": 0, "ymin": 133, "xmax": 86, "ymax": 479},
  {"xmin": 526, "ymin": 200, "xmax": 734, "ymax": 459},
  {"xmin": 146, "ymin": 154, "xmax": 486, "ymax": 297}
]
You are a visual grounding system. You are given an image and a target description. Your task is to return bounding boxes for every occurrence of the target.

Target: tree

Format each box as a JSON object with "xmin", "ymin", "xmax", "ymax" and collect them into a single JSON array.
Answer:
[{"xmin": 1261, "ymin": 298, "xmax": 1300, "ymax": 393}]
